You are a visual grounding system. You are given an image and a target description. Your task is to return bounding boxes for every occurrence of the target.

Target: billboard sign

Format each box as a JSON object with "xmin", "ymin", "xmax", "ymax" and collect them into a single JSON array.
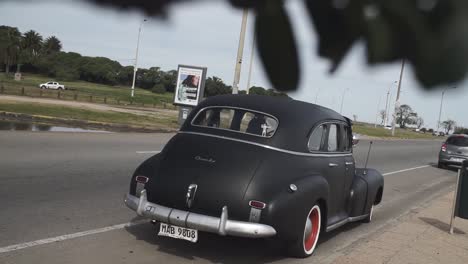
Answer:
[{"xmin": 174, "ymin": 65, "xmax": 207, "ymax": 107}]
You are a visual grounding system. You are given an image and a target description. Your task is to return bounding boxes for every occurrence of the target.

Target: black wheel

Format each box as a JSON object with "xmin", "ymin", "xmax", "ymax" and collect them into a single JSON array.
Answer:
[
  {"xmin": 363, "ymin": 204, "xmax": 374, "ymax": 223},
  {"xmin": 41, "ymin": 86, "xmax": 46, "ymax": 89},
  {"xmin": 288, "ymin": 204, "xmax": 321, "ymax": 258},
  {"xmin": 438, "ymin": 161, "xmax": 446, "ymax": 169}
]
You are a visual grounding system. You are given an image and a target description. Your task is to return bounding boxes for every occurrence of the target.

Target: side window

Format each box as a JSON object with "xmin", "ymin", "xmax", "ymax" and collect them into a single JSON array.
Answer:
[
  {"xmin": 327, "ymin": 124, "xmax": 339, "ymax": 152},
  {"xmin": 308, "ymin": 125, "xmax": 325, "ymax": 152},
  {"xmin": 343, "ymin": 125, "xmax": 351, "ymax": 152}
]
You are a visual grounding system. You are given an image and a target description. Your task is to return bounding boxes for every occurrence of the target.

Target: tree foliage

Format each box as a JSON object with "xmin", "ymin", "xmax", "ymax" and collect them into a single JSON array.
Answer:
[
  {"xmin": 396, "ymin": 104, "xmax": 417, "ymax": 128},
  {"xmin": 441, "ymin": 119, "xmax": 456, "ymax": 134}
]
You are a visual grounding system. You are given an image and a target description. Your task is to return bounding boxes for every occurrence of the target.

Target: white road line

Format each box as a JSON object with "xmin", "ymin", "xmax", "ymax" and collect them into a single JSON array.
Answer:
[
  {"xmin": 136, "ymin": 151, "xmax": 161, "ymax": 154},
  {"xmin": 0, "ymin": 164, "xmax": 432, "ymax": 254},
  {"xmin": 383, "ymin": 165, "xmax": 430, "ymax": 176},
  {"xmin": 0, "ymin": 220, "xmax": 145, "ymax": 254}
]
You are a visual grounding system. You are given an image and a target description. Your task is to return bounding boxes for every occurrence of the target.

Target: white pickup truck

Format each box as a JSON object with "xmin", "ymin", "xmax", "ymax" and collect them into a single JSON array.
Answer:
[{"xmin": 39, "ymin": 81, "xmax": 66, "ymax": 90}]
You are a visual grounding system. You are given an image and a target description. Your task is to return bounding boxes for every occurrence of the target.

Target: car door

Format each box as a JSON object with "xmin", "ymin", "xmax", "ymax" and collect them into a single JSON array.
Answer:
[
  {"xmin": 342, "ymin": 124, "xmax": 356, "ymax": 213},
  {"xmin": 53, "ymin": 82, "xmax": 58, "ymax": 89},
  {"xmin": 47, "ymin": 82, "xmax": 53, "ymax": 89},
  {"xmin": 322, "ymin": 123, "xmax": 348, "ymax": 224}
]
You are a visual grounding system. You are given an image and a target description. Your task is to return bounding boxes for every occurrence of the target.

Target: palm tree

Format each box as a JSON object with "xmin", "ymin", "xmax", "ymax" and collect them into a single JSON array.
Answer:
[
  {"xmin": 42, "ymin": 36, "xmax": 62, "ymax": 54},
  {"xmin": 0, "ymin": 26, "xmax": 21, "ymax": 73},
  {"xmin": 22, "ymin": 30, "xmax": 43, "ymax": 58}
]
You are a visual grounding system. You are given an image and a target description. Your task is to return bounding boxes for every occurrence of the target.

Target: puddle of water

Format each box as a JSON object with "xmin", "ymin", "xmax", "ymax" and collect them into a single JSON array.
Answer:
[{"xmin": 0, "ymin": 120, "xmax": 110, "ymax": 133}]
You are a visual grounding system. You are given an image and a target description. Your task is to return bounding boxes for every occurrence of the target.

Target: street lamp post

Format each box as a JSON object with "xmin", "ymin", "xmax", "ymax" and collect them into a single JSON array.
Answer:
[
  {"xmin": 131, "ymin": 19, "xmax": 147, "ymax": 98},
  {"xmin": 232, "ymin": 9, "xmax": 249, "ymax": 95},
  {"xmin": 340, "ymin": 88, "xmax": 349, "ymax": 114},
  {"xmin": 246, "ymin": 25, "xmax": 256, "ymax": 94}
]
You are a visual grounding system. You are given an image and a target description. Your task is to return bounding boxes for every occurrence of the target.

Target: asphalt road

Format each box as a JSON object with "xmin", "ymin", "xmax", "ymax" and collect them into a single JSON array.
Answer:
[{"xmin": 0, "ymin": 131, "xmax": 457, "ymax": 264}]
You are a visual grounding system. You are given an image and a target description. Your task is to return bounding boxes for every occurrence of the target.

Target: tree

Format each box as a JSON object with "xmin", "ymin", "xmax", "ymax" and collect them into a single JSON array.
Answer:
[
  {"xmin": 43, "ymin": 36, "xmax": 62, "ymax": 54},
  {"xmin": 415, "ymin": 117, "xmax": 424, "ymax": 129},
  {"xmin": 455, "ymin": 127, "xmax": 468, "ymax": 135},
  {"xmin": 21, "ymin": 30, "xmax": 43, "ymax": 62},
  {"xmin": 0, "ymin": 26, "xmax": 21, "ymax": 73},
  {"xmin": 396, "ymin": 104, "xmax": 417, "ymax": 128},
  {"xmin": 379, "ymin": 110, "xmax": 386, "ymax": 125},
  {"xmin": 441, "ymin": 119, "xmax": 457, "ymax": 134},
  {"xmin": 204, "ymin": 76, "xmax": 232, "ymax": 97},
  {"xmin": 249, "ymin": 86, "xmax": 268, "ymax": 96}
]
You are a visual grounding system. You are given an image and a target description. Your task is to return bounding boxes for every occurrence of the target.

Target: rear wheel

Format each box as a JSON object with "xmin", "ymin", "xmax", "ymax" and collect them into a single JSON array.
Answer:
[
  {"xmin": 41, "ymin": 86, "xmax": 46, "ymax": 89},
  {"xmin": 288, "ymin": 204, "xmax": 321, "ymax": 258},
  {"xmin": 438, "ymin": 161, "xmax": 446, "ymax": 169}
]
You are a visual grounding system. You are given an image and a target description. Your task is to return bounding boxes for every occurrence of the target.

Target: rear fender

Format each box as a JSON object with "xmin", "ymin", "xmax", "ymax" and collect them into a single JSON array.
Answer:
[
  {"xmin": 263, "ymin": 175, "xmax": 329, "ymax": 242},
  {"xmin": 355, "ymin": 168, "xmax": 384, "ymax": 214},
  {"xmin": 130, "ymin": 154, "xmax": 161, "ymax": 195}
]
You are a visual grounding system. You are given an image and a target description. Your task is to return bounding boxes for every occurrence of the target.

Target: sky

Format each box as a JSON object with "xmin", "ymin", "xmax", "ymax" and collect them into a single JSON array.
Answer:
[{"xmin": 1, "ymin": 0, "xmax": 468, "ymax": 129}]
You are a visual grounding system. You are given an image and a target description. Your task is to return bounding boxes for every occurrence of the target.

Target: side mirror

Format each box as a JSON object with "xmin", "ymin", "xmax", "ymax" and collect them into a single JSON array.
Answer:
[{"xmin": 352, "ymin": 133, "xmax": 360, "ymax": 147}]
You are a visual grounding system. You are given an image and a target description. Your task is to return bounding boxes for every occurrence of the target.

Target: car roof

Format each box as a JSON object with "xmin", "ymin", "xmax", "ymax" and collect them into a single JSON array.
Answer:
[{"xmin": 182, "ymin": 94, "xmax": 348, "ymax": 152}]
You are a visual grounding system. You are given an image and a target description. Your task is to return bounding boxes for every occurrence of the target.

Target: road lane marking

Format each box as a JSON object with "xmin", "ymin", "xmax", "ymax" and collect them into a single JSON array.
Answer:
[
  {"xmin": 0, "ymin": 220, "xmax": 146, "ymax": 254},
  {"xmin": 383, "ymin": 165, "xmax": 430, "ymax": 176},
  {"xmin": 0, "ymin": 164, "xmax": 433, "ymax": 254},
  {"xmin": 136, "ymin": 151, "xmax": 161, "ymax": 154}
]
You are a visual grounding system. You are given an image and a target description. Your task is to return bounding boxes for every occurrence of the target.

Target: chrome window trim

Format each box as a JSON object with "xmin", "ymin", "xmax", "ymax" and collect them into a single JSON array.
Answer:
[
  {"xmin": 190, "ymin": 106, "xmax": 280, "ymax": 139},
  {"xmin": 179, "ymin": 131, "xmax": 353, "ymax": 158},
  {"xmin": 307, "ymin": 120, "xmax": 352, "ymax": 155}
]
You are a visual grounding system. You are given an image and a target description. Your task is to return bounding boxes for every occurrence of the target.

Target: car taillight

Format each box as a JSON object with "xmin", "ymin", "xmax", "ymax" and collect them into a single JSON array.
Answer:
[
  {"xmin": 135, "ymin": 176, "xmax": 149, "ymax": 184},
  {"xmin": 441, "ymin": 143, "xmax": 447, "ymax": 152},
  {"xmin": 249, "ymin": 200, "xmax": 267, "ymax": 209}
]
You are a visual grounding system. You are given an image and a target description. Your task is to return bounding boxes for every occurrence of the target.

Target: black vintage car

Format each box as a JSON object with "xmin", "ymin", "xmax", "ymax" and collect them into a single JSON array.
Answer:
[{"xmin": 124, "ymin": 94, "xmax": 384, "ymax": 257}]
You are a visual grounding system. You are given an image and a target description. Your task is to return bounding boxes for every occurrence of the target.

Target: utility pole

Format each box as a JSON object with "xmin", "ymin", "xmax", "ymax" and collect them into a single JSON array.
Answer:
[
  {"xmin": 232, "ymin": 9, "xmax": 248, "ymax": 95},
  {"xmin": 246, "ymin": 24, "xmax": 256, "ymax": 94},
  {"xmin": 131, "ymin": 19, "xmax": 147, "ymax": 97},
  {"xmin": 375, "ymin": 94, "xmax": 383, "ymax": 128},
  {"xmin": 437, "ymin": 86, "xmax": 456, "ymax": 133},
  {"xmin": 392, "ymin": 59, "xmax": 406, "ymax": 136},
  {"xmin": 340, "ymin": 88, "xmax": 349, "ymax": 114},
  {"xmin": 384, "ymin": 90, "xmax": 390, "ymax": 126}
]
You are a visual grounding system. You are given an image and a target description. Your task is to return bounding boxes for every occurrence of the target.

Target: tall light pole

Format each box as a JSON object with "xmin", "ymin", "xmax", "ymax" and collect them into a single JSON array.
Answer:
[
  {"xmin": 131, "ymin": 19, "xmax": 147, "ymax": 97},
  {"xmin": 315, "ymin": 87, "xmax": 321, "ymax": 104},
  {"xmin": 437, "ymin": 86, "xmax": 456, "ymax": 133},
  {"xmin": 375, "ymin": 94, "xmax": 383, "ymax": 128},
  {"xmin": 340, "ymin": 88, "xmax": 349, "ymax": 114},
  {"xmin": 391, "ymin": 59, "xmax": 406, "ymax": 136},
  {"xmin": 246, "ymin": 22, "xmax": 256, "ymax": 94},
  {"xmin": 232, "ymin": 9, "xmax": 248, "ymax": 95}
]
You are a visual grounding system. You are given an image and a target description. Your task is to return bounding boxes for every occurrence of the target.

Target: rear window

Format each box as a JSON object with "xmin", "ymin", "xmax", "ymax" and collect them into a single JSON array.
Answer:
[
  {"xmin": 192, "ymin": 107, "xmax": 278, "ymax": 138},
  {"xmin": 447, "ymin": 136, "xmax": 468, "ymax": 147}
]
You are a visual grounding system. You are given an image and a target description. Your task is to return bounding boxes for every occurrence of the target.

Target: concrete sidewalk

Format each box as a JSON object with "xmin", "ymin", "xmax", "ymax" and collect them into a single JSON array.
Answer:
[{"xmin": 333, "ymin": 191, "xmax": 468, "ymax": 264}]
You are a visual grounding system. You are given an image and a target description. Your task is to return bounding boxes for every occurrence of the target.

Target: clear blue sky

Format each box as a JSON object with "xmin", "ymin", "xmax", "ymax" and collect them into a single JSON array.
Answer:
[{"xmin": 1, "ymin": 0, "xmax": 467, "ymax": 129}]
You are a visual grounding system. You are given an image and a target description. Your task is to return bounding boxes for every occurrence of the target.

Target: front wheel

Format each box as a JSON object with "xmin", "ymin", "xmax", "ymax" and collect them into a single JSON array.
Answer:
[
  {"xmin": 41, "ymin": 86, "xmax": 46, "ymax": 89},
  {"xmin": 288, "ymin": 204, "xmax": 321, "ymax": 258}
]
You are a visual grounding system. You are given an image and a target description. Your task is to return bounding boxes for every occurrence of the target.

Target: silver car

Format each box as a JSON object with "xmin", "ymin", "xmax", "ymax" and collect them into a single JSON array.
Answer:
[{"xmin": 438, "ymin": 134, "xmax": 468, "ymax": 168}]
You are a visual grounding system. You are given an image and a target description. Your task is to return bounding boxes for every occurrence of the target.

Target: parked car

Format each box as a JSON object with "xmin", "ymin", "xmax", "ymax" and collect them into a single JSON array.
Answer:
[
  {"xmin": 124, "ymin": 95, "xmax": 384, "ymax": 258},
  {"xmin": 438, "ymin": 134, "xmax": 468, "ymax": 168},
  {"xmin": 39, "ymin": 81, "xmax": 65, "ymax": 90}
]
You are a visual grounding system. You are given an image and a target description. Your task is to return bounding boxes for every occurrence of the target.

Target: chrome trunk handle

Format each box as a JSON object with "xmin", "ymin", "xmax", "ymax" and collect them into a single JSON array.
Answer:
[{"xmin": 329, "ymin": 163, "xmax": 339, "ymax": 167}]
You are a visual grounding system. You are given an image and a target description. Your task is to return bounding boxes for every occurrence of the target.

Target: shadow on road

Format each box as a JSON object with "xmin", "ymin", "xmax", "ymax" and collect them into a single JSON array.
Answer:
[
  {"xmin": 419, "ymin": 217, "xmax": 466, "ymax": 234},
  {"xmin": 124, "ymin": 217, "xmax": 286, "ymax": 264}
]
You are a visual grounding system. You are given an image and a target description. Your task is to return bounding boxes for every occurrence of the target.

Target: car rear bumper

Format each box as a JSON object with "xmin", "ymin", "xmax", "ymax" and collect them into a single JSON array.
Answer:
[
  {"xmin": 439, "ymin": 153, "xmax": 467, "ymax": 167},
  {"xmin": 124, "ymin": 190, "xmax": 277, "ymax": 238}
]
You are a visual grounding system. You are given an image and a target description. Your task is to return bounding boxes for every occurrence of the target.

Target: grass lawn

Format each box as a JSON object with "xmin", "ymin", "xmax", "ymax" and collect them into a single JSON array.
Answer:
[
  {"xmin": 0, "ymin": 73, "xmax": 175, "ymax": 106},
  {"xmin": 0, "ymin": 101, "xmax": 178, "ymax": 130},
  {"xmin": 353, "ymin": 123, "xmax": 440, "ymax": 139}
]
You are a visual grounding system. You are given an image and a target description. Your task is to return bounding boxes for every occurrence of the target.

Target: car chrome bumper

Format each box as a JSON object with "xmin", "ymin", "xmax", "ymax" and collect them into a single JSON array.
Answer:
[{"xmin": 124, "ymin": 190, "xmax": 277, "ymax": 238}]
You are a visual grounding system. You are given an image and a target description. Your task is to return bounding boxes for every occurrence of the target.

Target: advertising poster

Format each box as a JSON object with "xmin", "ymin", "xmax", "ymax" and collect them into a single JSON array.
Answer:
[{"xmin": 174, "ymin": 65, "xmax": 207, "ymax": 107}]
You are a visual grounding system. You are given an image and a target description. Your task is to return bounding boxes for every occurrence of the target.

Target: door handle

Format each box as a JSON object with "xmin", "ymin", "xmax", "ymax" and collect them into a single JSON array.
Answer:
[
  {"xmin": 329, "ymin": 163, "xmax": 339, "ymax": 168},
  {"xmin": 345, "ymin": 162, "xmax": 354, "ymax": 166}
]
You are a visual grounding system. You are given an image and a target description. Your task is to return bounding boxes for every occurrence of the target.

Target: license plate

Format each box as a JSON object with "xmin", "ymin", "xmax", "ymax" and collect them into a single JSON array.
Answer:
[
  {"xmin": 158, "ymin": 223, "xmax": 198, "ymax": 243},
  {"xmin": 451, "ymin": 158, "xmax": 464, "ymax": 163}
]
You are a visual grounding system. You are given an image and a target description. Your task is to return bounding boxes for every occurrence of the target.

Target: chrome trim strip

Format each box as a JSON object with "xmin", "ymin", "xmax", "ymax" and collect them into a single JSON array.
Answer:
[
  {"xmin": 326, "ymin": 214, "xmax": 370, "ymax": 232},
  {"xmin": 190, "ymin": 105, "xmax": 279, "ymax": 139},
  {"xmin": 124, "ymin": 191, "xmax": 276, "ymax": 238},
  {"xmin": 179, "ymin": 131, "xmax": 353, "ymax": 158}
]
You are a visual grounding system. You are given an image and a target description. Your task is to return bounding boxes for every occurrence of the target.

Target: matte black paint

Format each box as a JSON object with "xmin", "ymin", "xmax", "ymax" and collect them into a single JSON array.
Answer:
[{"xmin": 129, "ymin": 94, "xmax": 384, "ymax": 241}]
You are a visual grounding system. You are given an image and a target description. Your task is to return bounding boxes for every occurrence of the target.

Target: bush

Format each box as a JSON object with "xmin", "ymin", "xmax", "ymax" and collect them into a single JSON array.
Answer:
[{"xmin": 151, "ymin": 84, "xmax": 166, "ymax": 94}]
